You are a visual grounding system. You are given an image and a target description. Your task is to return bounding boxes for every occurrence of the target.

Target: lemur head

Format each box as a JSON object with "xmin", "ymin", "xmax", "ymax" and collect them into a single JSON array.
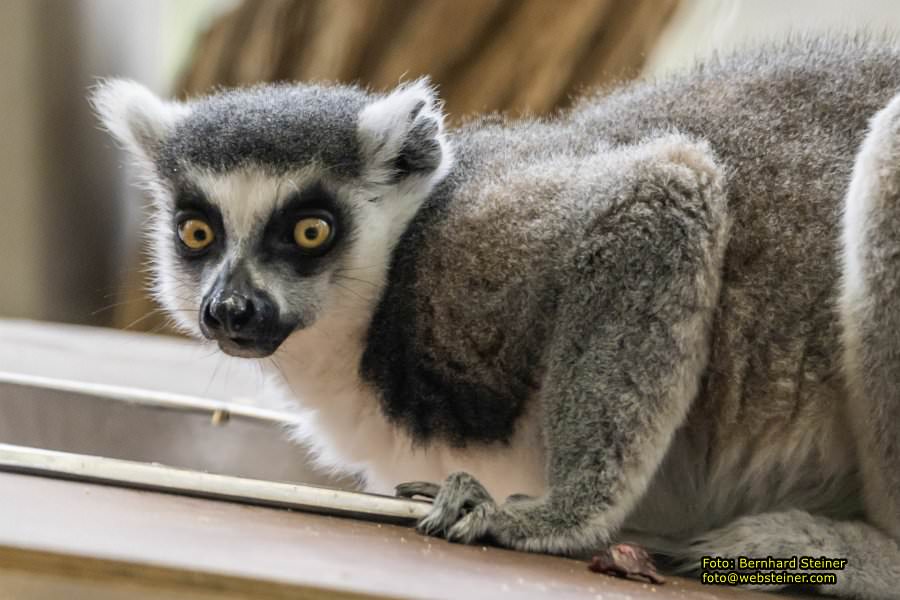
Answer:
[{"xmin": 92, "ymin": 79, "xmax": 452, "ymax": 357}]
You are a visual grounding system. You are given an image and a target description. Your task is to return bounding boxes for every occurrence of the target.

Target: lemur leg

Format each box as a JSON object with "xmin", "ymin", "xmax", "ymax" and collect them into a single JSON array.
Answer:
[
  {"xmin": 840, "ymin": 92, "xmax": 900, "ymax": 541},
  {"xmin": 675, "ymin": 511, "xmax": 900, "ymax": 599},
  {"xmin": 398, "ymin": 135, "xmax": 729, "ymax": 555}
]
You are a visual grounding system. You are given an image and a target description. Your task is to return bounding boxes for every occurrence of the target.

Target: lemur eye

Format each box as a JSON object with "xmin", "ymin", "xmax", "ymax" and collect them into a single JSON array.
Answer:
[
  {"xmin": 178, "ymin": 219, "xmax": 215, "ymax": 250},
  {"xmin": 293, "ymin": 217, "xmax": 332, "ymax": 250}
]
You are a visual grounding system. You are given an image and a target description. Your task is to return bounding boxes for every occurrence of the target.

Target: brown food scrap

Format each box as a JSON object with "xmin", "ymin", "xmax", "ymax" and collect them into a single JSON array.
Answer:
[{"xmin": 588, "ymin": 543, "xmax": 666, "ymax": 584}]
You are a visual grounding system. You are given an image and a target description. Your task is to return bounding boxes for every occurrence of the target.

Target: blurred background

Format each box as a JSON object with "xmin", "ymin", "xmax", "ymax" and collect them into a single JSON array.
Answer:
[{"xmin": 2, "ymin": 0, "xmax": 900, "ymax": 334}]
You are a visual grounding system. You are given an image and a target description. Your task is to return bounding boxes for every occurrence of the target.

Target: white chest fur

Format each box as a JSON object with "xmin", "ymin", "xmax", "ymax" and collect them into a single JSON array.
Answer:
[{"xmin": 268, "ymin": 309, "xmax": 547, "ymax": 498}]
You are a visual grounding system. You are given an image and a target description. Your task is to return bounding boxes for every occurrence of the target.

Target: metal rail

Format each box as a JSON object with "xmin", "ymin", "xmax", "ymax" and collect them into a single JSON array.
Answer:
[{"xmin": 0, "ymin": 443, "xmax": 431, "ymax": 525}]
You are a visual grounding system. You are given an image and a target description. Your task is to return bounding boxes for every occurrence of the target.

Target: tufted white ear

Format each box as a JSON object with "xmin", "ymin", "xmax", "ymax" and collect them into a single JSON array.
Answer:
[
  {"xmin": 357, "ymin": 78, "xmax": 452, "ymax": 186},
  {"xmin": 90, "ymin": 79, "xmax": 189, "ymax": 163}
]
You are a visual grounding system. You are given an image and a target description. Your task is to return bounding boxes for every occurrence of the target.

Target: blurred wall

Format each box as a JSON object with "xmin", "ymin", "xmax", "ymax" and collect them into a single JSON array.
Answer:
[
  {"xmin": 0, "ymin": 0, "xmax": 165, "ymax": 324},
  {"xmin": 647, "ymin": 0, "xmax": 900, "ymax": 75},
  {"xmin": 0, "ymin": 1, "xmax": 44, "ymax": 320},
  {"xmin": 0, "ymin": 0, "xmax": 228, "ymax": 327}
]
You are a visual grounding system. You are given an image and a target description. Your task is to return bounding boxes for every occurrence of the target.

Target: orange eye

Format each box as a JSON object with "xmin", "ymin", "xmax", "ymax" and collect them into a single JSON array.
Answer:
[
  {"xmin": 293, "ymin": 217, "xmax": 332, "ymax": 250},
  {"xmin": 178, "ymin": 219, "xmax": 215, "ymax": 250}
]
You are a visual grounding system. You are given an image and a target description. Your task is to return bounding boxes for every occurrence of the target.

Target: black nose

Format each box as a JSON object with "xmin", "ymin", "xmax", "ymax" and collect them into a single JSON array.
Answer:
[{"xmin": 203, "ymin": 292, "xmax": 256, "ymax": 335}]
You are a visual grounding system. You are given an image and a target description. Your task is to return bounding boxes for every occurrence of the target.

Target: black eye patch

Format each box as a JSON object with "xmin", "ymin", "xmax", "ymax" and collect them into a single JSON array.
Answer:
[
  {"xmin": 171, "ymin": 188, "xmax": 225, "ymax": 261},
  {"xmin": 258, "ymin": 181, "xmax": 352, "ymax": 276}
]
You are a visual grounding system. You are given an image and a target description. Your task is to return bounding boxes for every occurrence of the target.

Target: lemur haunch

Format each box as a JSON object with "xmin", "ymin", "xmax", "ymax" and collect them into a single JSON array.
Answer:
[{"xmin": 94, "ymin": 36, "xmax": 900, "ymax": 597}]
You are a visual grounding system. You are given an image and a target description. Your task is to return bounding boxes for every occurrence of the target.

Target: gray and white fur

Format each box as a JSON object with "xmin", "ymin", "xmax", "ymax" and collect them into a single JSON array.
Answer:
[{"xmin": 93, "ymin": 35, "xmax": 900, "ymax": 598}]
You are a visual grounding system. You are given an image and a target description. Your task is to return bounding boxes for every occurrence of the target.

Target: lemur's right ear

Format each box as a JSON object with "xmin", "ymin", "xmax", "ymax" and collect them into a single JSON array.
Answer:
[
  {"xmin": 90, "ymin": 79, "xmax": 189, "ymax": 163},
  {"xmin": 357, "ymin": 78, "xmax": 452, "ymax": 185}
]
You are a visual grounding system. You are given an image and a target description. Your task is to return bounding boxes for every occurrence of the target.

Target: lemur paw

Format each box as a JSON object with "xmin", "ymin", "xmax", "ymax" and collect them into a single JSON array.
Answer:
[
  {"xmin": 396, "ymin": 475, "xmax": 613, "ymax": 554},
  {"xmin": 437, "ymin": 493, "xmax": 572, "ymax": 550},
  {"xmin": 396, "ymin": 472, "xmax": 496, "ymax": 539}
]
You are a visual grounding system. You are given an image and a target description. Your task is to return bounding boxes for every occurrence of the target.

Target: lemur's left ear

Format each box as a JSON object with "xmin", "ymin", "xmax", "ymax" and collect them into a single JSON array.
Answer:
[
  {"xmin": 357, "ymin": 78, "xmax": 452, "ymax": 184},
  {"xmin": 90, "ymin": 79, "xmax": 189, "ymax": 164}
]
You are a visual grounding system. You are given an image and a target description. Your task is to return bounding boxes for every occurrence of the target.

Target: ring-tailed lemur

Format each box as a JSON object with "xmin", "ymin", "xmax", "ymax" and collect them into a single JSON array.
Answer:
[{"xmin": 94, "ymin": 36, "xmax": 900, "ymax": 597}]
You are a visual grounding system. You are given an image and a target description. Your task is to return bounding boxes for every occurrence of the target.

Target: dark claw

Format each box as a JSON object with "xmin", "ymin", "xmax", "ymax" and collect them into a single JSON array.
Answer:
[{"xmin": 395, "ymin": 481, "xmax": 441, "ymax": 500}]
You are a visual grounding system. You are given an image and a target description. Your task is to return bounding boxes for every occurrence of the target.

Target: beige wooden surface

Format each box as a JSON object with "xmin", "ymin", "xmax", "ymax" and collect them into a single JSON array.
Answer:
[{"xmin": 0, "ymin": 471, "xmax": 807, "ymax": 600}]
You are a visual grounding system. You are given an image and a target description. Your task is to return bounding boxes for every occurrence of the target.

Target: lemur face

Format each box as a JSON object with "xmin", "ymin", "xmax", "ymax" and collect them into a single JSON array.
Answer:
[{"xmin": 92, "ymin": 79, "xmax": 451, "ymax": 357}]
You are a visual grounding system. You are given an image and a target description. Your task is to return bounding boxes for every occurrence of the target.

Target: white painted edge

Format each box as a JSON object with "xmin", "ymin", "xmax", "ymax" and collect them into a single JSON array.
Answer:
[
  {"xmin": 0, "ymin": 370, "xmax": 301, "ymax": 426},
  {"xmin": 0, "ymin": 443, "xmax": 431, "ymax": 524}
]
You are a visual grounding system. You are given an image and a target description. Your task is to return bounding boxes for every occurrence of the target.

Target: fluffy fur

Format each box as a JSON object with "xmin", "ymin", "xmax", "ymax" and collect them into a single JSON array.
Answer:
[{"xmin": 94, "ymin": 36, "xmax": 900, "ymax": 597}]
